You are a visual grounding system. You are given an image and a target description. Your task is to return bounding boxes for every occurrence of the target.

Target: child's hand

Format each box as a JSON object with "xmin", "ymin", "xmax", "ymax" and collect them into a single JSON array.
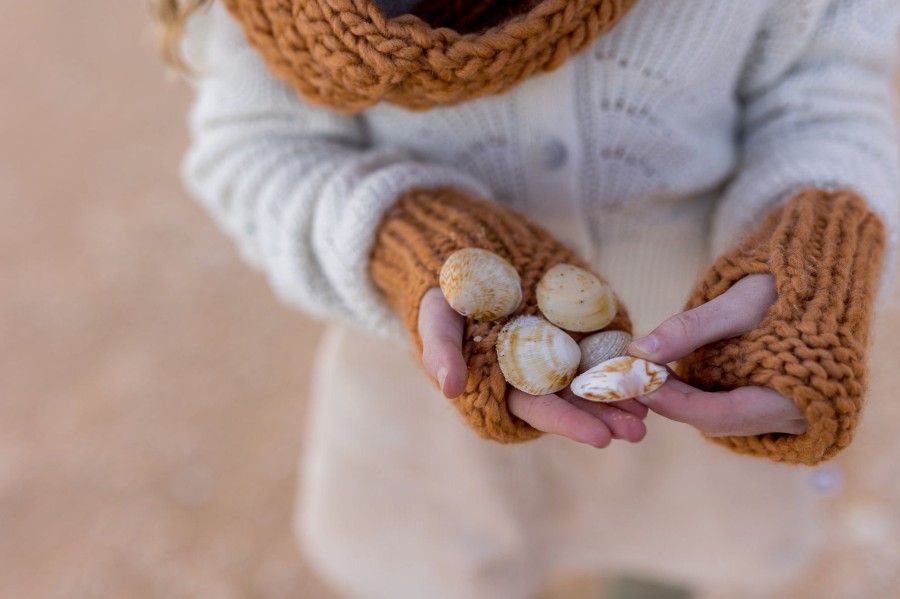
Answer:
[
  {"xmin": 419, "ymin": 288, "xmax": 648, "ymax": 448},
  {"xmin": 629, "ymin": 274, "xmax": 808, "ymax": 437}
]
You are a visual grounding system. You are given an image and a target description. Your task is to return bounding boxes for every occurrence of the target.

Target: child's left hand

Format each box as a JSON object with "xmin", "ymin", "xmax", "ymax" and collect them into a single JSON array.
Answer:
[{"xmin": 628, "ymin": 274, "xmax": 808, "ymax": 437}]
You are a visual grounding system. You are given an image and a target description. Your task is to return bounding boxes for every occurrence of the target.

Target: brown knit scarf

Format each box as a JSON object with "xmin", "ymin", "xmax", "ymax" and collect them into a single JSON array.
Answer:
[{"xmin": 221, "ymin": 0, "xmax": 638, "ymax": 113}]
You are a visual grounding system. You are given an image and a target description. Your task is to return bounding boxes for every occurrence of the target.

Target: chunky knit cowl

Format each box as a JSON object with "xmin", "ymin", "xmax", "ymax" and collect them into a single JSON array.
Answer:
[{"xmin": 221, "ymin": 0, "xmax": 638, "ymax": 113}]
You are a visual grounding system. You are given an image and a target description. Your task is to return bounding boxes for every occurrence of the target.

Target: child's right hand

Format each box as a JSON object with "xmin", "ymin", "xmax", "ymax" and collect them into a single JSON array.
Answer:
[{"xmin": 418, "ymin": 288, "xmax": 648, "ymax": 448}]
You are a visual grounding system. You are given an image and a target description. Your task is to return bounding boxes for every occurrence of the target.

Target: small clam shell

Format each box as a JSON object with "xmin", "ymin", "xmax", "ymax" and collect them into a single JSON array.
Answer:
[
  {"xmin": 440, "ymin": 248, "xmax": 522, "ymax": 321},
  {"xmin": 536, "ymin": 264, "xmax": 617, "ymax": 332},
  {"xmin": 496, "ymin": 316, "xmax": 581, "ymax": 396},
  {"xmin": 577, "ymin": 330, "xmax": 632, "ymax": 374},
  {"xmin": 571, "ymin": 356, "xmax": 667, "ymax": 402}
]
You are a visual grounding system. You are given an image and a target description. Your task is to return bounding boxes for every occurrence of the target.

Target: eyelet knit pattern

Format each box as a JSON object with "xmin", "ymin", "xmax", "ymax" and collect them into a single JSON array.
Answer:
[
  {"xmin": 679, "ymin": 189, "xmax": 886, "ymax": 465},
  {"xmin": 370, "ymin": 187, "xmax": 632, "ymax": 442},
  {"xmin": 221, "ymin": 0, "xmax": 638, "ymax": 113}
]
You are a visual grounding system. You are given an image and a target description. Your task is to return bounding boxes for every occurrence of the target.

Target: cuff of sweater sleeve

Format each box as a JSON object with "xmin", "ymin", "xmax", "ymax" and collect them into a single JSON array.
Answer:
[
  {"xmin": 310, "ymin": 152, "xmax": 492, "ymax": 338},
  {"xmin": 711, "ymin": 145, "xmax": 900, "ymax": 309},
  {"xmin": 679, "ymin": 189, "xmax": 886, "ymax": 465}
]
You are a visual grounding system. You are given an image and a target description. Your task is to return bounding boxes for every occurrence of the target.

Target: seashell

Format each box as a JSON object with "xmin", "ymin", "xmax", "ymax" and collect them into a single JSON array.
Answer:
[
  {"xmin": 496, "ymin": 316, "xmax": 581, "ymax": 396},
  {"xmin": 440, "ymin": 248, "xmax": 522, "ymax": 321},
  {"xmin": 536, "ymin": 264, "xmax": 617, "ymax": 332},
  {"xmin": 577, "ymin": 330, "xmax": 632, "ymax": 374},
  {"xmin": 571, "ymin": 356, "xmax": 668, "ymax": 402}
]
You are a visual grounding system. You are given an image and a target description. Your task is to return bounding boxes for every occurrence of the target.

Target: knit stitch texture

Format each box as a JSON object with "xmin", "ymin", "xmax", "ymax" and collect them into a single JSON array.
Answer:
[
  {"xmin": 221, "ymin": 0, "xmax": 637, "ymax": 112},
  {"xmin": 370, "ymin": 187, "xmax": 631, "ymax": 442},
  {"xmin": 679, "ymin": 189, "xmax": 886, "ymax": 465}
]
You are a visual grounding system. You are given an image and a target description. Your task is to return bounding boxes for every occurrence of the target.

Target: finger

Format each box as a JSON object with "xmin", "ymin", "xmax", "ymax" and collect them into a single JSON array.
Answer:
[
  {"xmin": 558, "ymin": 388, "xmax": 649, "ymax": 420},
  {"xmin": 559, "ymin": 388, "xmax": 649, "ymax": 440},
  {"xmin": 629, "ymin": 273, "xmax": 777, "ymax": 364},
  {"xmin": 564, "ymin": 394, "xmax": 648, "ymax": 442},
  {"xmin": 609, "ymin": 399, "xmax": 650, "ymax": 419},
  {"xmin": 418, "ymin": 288, "xmax": 468, "ymax": 398},
  {"xmin": 639, "ymin": 377, "xmax": 805, "ymax": 436},
  {"xmin": 508, "ymin": 390, "xmax": 613, "ymax": 448}
]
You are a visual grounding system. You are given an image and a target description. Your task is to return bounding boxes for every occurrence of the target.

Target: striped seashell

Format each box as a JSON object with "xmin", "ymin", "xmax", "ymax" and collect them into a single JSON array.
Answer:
[
  {"xmin": 577, "ymin": 330, "xmax": 632, "ymax": 374},
  {"xmin": 496, "ymin": 316, "xmax": 581, "ymax": 396}
]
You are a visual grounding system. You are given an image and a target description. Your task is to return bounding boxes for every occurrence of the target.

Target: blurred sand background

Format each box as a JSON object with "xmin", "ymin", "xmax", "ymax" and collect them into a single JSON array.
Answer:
[{"xmin": 1, "ymin": 2, "xmax": 900, "ymax": 598}]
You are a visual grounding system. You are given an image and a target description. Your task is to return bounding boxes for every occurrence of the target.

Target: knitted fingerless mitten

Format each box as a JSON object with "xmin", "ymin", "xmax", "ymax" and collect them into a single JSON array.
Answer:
[
  {"xmin": 370, "ymin": 187, "xmax": 632, "ymax": 443},
  {"xmin": 678, "ymin": 189, "xmax": 886, "ymax": 465}
]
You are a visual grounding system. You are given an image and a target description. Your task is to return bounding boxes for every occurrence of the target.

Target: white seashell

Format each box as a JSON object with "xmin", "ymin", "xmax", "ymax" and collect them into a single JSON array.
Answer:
[
  {"xmin": 577, "ymin": 330, "xmax": 632, "ymax": 374},
  {"xmin": 440, "ymin": 248, "xmax": 522, "ymax": 321},
  {"xmin": 496, "ymin": 316, "xmax": 581, "ymax": 396},
  {"xmin": 536, "ymin": 264, "xmax": 617, "ymax": 332},
  {"xmin": 571, "ymin": 356, "xmax": 668, "ymax": 402}
]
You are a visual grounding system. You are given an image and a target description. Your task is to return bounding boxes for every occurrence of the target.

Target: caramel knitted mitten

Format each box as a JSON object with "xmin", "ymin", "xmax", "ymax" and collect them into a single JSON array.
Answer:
[
  {"xmin": 371, "ymin": 187, "xmax": 632, "ymax": 443},
  {"xmin": 679, "ymin": 189, "xmax": 886, "ymax": 465}
]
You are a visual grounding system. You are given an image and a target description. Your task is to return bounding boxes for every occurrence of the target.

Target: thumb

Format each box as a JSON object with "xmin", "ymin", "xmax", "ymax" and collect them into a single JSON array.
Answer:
[
  {"xmin": 629, "ymin": 273, "xmax": 776, "ymax": 364},
  {"xmin": 419, "ymin": 287, "xmax": 468, "ymax": 398}
]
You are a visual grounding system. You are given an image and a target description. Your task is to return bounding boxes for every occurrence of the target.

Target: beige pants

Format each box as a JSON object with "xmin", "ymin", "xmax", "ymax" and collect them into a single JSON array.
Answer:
[{"xmin": 294, "ymin": 323, "xmax": 824, "ymax": 599}]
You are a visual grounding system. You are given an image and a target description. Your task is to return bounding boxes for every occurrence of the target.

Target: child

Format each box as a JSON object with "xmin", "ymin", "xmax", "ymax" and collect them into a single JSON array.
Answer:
[{"xmin": 159, "ymin": 0, "xmax": 900, "ymax": 596}]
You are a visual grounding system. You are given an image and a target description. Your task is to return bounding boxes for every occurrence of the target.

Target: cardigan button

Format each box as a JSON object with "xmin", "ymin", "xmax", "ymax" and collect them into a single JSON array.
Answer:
[{"xmin": 539, "ymin": 139, "xmax": 568, "ymax": 170}]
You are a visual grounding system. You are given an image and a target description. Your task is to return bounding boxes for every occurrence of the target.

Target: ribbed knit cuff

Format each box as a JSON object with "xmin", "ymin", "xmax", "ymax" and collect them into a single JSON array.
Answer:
[
  {"xmin": 679, "ymin": 189, "xmax": 886, "ymax": 465},
  {"xmin": 370, "ymin": 187, "xmax": 632, "ymax": 443}
]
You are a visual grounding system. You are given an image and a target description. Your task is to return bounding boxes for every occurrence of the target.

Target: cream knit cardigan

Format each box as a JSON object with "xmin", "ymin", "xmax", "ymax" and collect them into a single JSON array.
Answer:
[{"xmin": 181, "ymin": 0, "xmax": 900, "ymax": 339}]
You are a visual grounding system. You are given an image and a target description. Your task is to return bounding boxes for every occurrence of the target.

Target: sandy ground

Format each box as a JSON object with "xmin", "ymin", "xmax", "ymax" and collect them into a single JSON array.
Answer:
[
  {"xmin": 2, "ymin": 2, "xmax": 900, "ymax": 598},
  {"xmin": 0, "ymin": 2, "xmax": 334, "ymax": 597}
]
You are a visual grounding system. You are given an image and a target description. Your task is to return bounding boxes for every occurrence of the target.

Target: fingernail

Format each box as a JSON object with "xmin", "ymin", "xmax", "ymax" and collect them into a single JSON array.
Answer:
[
  {"xmin": 437, "ymin": 367, "xmax": 448, "ymax": 393},
  {"xmin": 631, "ymin": 335, "xmax": 659, "ymax": 355}
]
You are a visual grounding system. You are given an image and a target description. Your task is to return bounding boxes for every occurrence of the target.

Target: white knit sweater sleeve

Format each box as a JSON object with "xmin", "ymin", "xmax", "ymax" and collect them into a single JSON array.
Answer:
[
  {"xmin": 180, "ymin": 4, "xmax": 491, "ymax": 337},
  {"xmin": 712, "ymin": 0, "xmax": 900, "ymax": 299}
]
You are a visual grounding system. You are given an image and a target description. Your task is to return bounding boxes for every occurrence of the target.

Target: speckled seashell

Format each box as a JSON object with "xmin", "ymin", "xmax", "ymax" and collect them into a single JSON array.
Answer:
[
  {"xmin": 577, "ymin": 330, "xmax": 632, "ymax": 374},
  {"xmin": 536, "ymin": 264, "xmax": 617, "ymax": 332},
  {"xmin": 440, "ymin": 248, "xmax": 522, "ymax": 321},
  {"xmin": 496, "ymin": 316, "xmax": 581, "ymax": 396},
  {"xmin": 571, "ymin": 356, "xmax": 668, "ymax": 402}
]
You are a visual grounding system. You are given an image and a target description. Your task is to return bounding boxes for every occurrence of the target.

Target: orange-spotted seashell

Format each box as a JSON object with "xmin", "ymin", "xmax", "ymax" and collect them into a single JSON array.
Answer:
[
  {"xmin": 536, "ymin": 264, "xmax": 616, "ymax": 333},
  {"xmin": 571, "ymin": 356, "xmax": 667, "ymax": 402}
]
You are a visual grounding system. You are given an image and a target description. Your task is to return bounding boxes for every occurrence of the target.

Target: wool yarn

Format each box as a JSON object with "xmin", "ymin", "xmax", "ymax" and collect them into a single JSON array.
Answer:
[
  {"xmin": 370, "ymin": 187, "xmax": 632, "ymax": 442},
  {"xmin": 221, "ymin": 0, "xmax": 638, "ymax": 112},
  {"xmin": 679, "ymin": 189, "xmax": 886, "ymax": 465}
]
